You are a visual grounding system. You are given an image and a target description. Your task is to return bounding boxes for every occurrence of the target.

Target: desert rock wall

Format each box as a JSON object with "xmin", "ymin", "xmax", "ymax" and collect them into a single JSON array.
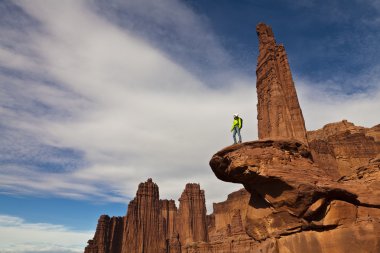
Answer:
[{"xmin": 308, "ymin": 120, "xmax": 380, "ymax": 177}]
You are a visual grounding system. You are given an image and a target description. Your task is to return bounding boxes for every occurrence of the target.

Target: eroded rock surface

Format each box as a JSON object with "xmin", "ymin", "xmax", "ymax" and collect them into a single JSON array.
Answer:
[
  {"xmin": 207, "ymin": 189, "xmax": 250, "ymax": 241},
  {"xmin": 84, "ymin": 215, "xmax": 124, "ymax": 253},
  {"xmin": 85, "ymin": 150, "xmax": 380, "ymax": 253},
  {"xmin": 122, "ymin": 179, "xmax": 163, "ymax": 253},
  {"xmin": 308, "ymin": 120, "xmax": 380, "ymax": 177},
  {"xmin": 85, "ymin": 179, "xmax": 182, "ymax": 253},
  {"xmin": 210, "ymin": 140, "xmax": 380, "ymax": 253},
  {"xmin": 84, "ymin": 180, "xmax": 256, "ymax": 253},
  {"xmin": 177, "ymin": 183, "xmax": 208, "ymax": 245},
  {"xmin": 256, "ymin": 23, "xmax": 308, "ymax": 145}
]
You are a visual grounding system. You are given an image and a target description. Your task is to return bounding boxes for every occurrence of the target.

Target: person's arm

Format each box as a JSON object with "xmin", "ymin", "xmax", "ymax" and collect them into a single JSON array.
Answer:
[{"xmin": 231, "ymin": 120, "xmax": 236, "ymax": 131}]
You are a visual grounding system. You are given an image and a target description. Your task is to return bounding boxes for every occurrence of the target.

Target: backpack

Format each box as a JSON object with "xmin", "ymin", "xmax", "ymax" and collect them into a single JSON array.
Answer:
[{"xmin": 239, "ymin": 117, "xmax": 243, "ymax": 129}]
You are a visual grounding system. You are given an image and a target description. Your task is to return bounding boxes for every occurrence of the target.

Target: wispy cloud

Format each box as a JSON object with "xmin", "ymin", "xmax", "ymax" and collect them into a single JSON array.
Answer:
[
  {"xmin": 0, "ymin": 0, "xmax": 251, "ymax": 207},
  {"xmin": 1, "ymin": 1, "xmax": 378, "ymax": 253},
  {"xmin": 92, "ymin": 0, "xmax": 233, "ymax": 77},
  {"xmin": 296, "ymin": 73, "xmax": 380, "ymax": 130},
  {"xmin": 0, "ymin": 214, "xmax": 92, "ymax": 253},
  {"xmin": 0, "ymin": 0, "xmax": 379, "ymax": 217}
]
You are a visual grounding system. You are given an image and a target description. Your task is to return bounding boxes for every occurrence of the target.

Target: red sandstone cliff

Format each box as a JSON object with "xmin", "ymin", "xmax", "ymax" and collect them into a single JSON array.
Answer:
[
  {"xmin": 85, "ymin": 22, "xmax": 380, "ymax": 253},
  {"xmin": 85, "ymin": 215, "xmax": 124, "ymax": 253},
  {"xmin": 86, "ymin": 153, "xmax": 380, "ymax": 253},
  {"xmin": 210, "ymin": 140, "xmax": 380, "ymax": 253},
  {"xmin": 307, "ymin": 120, "xmax": 380, "ymax": 178},
  {"xmin": 207, "ymin": 23, "xmax": 380, "ymax": 252},
  {"xmin": 176, "ymin": 183, "xmax": 208, "ymax": 245},
  {"xmin": 207, "ymin": 189, "xmax": 249, "ymax": 241},
  {"xmin": 84, "ymin": 180, "xmax": 254, "ymax": 253},
  {"xmin": 122, "ymin": 179, "xmax": 163, "ymax": 253}
]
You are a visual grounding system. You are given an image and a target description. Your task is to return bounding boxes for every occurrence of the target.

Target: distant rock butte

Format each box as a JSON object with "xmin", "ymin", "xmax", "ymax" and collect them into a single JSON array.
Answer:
[
  {"xmin": 256, "ymin": 23, "xmax": 308, "ymax": 145},
  {"xmin": 84, "ymin": 180, "xmax": 254, "ymax": 253},
  {"xmin": 84, "ymin": 23, "xmax": 380, "ymax": 253}
]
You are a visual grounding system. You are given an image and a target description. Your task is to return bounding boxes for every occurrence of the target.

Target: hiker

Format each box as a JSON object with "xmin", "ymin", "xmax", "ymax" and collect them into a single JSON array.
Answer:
[{"xmin": 231, "ymin": 113, "xmax": 243, "ymax": 144}]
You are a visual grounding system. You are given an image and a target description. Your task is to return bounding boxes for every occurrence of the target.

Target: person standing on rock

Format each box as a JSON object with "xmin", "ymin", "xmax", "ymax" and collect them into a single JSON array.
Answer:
[{"xmin": 231, "ymin": 113, "xmax": 243, "ymax": 144}]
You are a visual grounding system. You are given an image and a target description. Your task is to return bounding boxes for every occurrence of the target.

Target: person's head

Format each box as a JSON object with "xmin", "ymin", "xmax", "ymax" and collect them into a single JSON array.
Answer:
[{"xmin": 233, "ymin": 113, "xmax": 239, "ymax": 119}]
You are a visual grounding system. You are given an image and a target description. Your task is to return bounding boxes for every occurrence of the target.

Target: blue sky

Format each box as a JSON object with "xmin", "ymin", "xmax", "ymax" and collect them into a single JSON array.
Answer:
[{"xmin": 1, "ymin": 0, "xmax": 379, "ymax": 252}]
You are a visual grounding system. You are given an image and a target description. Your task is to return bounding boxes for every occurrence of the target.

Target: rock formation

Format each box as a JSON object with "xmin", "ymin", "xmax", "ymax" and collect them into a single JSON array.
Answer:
[
  {"xmin": 85, "ymin": 215, "xmax": 124, "ymax": 253},
  {"xmin": 122, "ymin": 179, "xmax": 163, "ymax": 253},
  {"xmin": 84, "ymin": 180, "xmax": 255, "ymax": 253},
  {"xmin": 86, "ymin": 156, "xmax": 380, "ymax": 253},
  {"xmin": 176, "ymin": 183, "xmax": 208, "ymax": 245},
  {"xmin": 208, "ymin": 23, "xmax": 380, "ymax": 252},
  {"xmin": 307, "ymin": 120, "xmax": 380, "ymax": 177},
  {"xmin": 85, "ymin": 22, "xmax": 380, "ymax": 253},
  {"xmin": 84, "ymin": 179, "xmax": 182, "ymax": 253},
  {"xmin": 210, "ymin": 140, "xmax": 380, "ymax": 253},
  {"xmin": 256, "ymin": 23, "xmax": 308, "ymax": 144},
  {"xmin": 207, "ymin": 189, "xmax": 250, "ymax": 241}
]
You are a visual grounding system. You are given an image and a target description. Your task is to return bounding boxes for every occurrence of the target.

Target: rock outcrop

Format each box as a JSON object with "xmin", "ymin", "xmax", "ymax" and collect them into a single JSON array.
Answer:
[
  {"xmin": 85, "ymin": 158, "xmax": 380, "ymax": 253},
  {"xmin": 256, "ymin": 23, "xmax": 308, "ymax": 145},
  {"xmin": 84, "ymin": 180, "xmax": 256, "ymax": 253},
  {"xmin": 207, "ymin": 189, "xmax": 250, "ymax": 241},
  {"xmin": 208, "ymin": 23, "xmax": 380, "ymax": 253},
  {"xmin": 210, "ymin": 140, "xmax": 380, "ymax": 253},
  {"xmin": 84, "ymin": 215, "xmax": 124, "ymax": 253},
  {"xmin": 123, "ymin": 179, "xmax": 163, "ymax": 253},
  {"xmin": 176, "ymin": 183, "xmax": 208, "ymax": 245},
  {"xmin": 308, "ymin": 120, "xmax": 380, "ymax": 177},
  {"xmin": 84, "ymin": 178, "xmax": 183, "ymax": 253},
  {"xmin": 85, "ymin": 22, "xmax": 380, "ymax": 253}
]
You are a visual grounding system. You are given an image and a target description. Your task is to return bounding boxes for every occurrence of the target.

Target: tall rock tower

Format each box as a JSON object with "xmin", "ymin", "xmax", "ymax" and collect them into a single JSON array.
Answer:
[
  {"xmin": 176, "ymin": 183, "xmax": 208, "ymax": 245},
  {"xmin": 255, "ymin": 23, "xmax": 308, "ymax": 144},
  {"xmin": 122, "ymin": 179, "xmax": 162, "ymax": 253}
]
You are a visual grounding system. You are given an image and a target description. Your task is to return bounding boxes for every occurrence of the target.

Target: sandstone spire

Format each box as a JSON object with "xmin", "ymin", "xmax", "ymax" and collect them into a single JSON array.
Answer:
[
  {"xmin": 256, "ymin": 23, "xmax": 308, "ymax": 144},
  {"xmin": 84, "ymin": 215, "xmax": 124, "ymax": 253},
  {"xmin": 176, "ymin": 183, "xmax": 208, "ymax": 244},
  {"xmin": 122, "ymin": 178, "xmax": 162, "ymax": 253}
]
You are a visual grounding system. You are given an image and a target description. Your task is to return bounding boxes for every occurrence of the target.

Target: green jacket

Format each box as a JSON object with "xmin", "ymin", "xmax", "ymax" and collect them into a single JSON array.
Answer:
[{"xmin": 231, "ymin": 117, "xmax": 242, "ymax": 131}]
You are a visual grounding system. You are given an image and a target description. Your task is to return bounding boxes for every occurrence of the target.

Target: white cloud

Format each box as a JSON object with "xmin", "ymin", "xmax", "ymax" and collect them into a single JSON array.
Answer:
[
  {"xmin": 296, "ymin": 75, "xmax": 380, "ymax": 130},
  {"xmin": 94, "ymin": 0, "xmax": 233, "ymax": 78},
  {"xmin": 0, "ymin": 214, "xmax": 92, "ymax": 253},
  {"xmin": 0, "ymin": 1, "xmax": 379, "ymax": 210},
  {"xmin": 0, "ymin": 0, "xmax": 250, "ymax": 209},
  {"xmin": 1, "ymin": 0, "xmax": 379, "ymax": 226},
  {"xmin": 1, "ymin": 1, "xmax": 378, "ymax": 253}
]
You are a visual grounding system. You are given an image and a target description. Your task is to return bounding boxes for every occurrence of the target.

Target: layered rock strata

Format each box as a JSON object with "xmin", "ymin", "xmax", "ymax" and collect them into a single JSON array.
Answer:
[
  {"xmin": 85, "ymin": 215, "xmax": 124, "ymax": 253},
  {"xmin": 177, "ymin": 183, "xmax": 208, "ymax": 245},
  {"xmin": 307, "ymin": 120, "xmax": 380, "ymax": 177},
  {"xmin": 210, "ymin": 140, "xmax": 380, "ymax": 253},
  {"xmin": 85, "ymin": 180, "xmax": 263, "ymax": 253},
  {"xmin": 207, "ymin": 189, "xmax": 250, "ymax": 241},
  {"xmin": 256, "ymin": 23, "xmax": 308, "ymax": 144},
  {"xmin": 85, "ymin": 180, "xmax": 253, "ymax": 253},
  {"xmin": 123, "ymin": 179, "xmax": 163, "ymax": 253}
]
